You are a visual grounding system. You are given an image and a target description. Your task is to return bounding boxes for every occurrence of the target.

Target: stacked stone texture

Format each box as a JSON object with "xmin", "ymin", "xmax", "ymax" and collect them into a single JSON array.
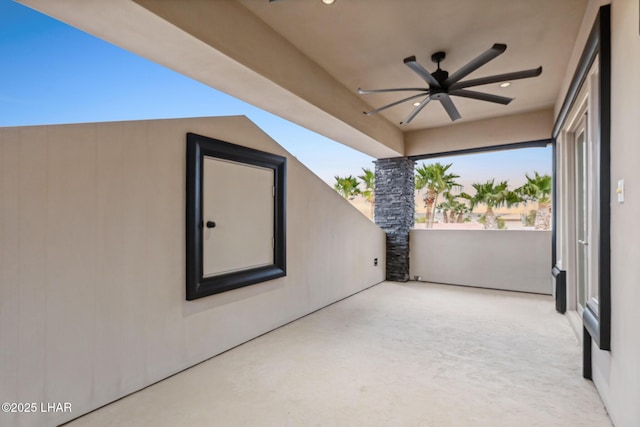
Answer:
[{"xmin": 374, "ymin": 158, "xmax": 415, "ymax": 282}]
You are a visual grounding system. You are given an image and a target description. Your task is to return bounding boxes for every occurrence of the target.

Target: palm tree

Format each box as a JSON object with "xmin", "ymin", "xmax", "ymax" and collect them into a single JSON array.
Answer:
[
  {"xmin": 436, "ymin": 199, "xmax": 453, "ymax": 223},
  {"xmin": 358, "ymin": 167, "xmax": 375, "ymax": 219},
  {"xmin": 333, "ymin": 175, "xmax": 361, "ymax": 200},
  {"xmin": 463, "ymin": 180, "xmax": 521, "ymax": 229},
  {"xmin": 437, "ymin": 192, "xmax": 470, "ymax": 223},
  {"xmin": 455, "ymin": 203, "xmax": 471, "ymax": 223},
  {"xmin": 516, "ymin": 172, "xmax": 552, "ymax": 230},
  {"xmin": 415, "ymin": 162, "xmax": 461, "ymax": 228}
]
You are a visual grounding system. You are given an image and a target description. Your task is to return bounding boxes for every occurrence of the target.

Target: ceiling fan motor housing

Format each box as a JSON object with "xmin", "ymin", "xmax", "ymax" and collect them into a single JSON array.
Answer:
[{"xmin": 431, "ymin": 69, "xmax": 449, "ymax": 86}]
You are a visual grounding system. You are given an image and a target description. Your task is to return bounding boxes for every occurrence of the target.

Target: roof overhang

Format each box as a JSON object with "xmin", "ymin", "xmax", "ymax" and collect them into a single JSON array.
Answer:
[{"xmin": 18, "ymin": 0, "xmax": 586, "ymax": 158}]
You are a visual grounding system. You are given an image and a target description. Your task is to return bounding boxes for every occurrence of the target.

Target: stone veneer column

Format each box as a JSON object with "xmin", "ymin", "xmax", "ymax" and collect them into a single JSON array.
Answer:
[{"xmin": 374, "ymin": 157, "xmax": 415, "ymax": 282}]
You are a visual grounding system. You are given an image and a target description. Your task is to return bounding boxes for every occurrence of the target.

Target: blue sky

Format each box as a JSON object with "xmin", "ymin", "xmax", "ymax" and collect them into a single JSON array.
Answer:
[
  {"xmin": 416, "ymin": 146, "xmax": 551, "ymax": 191},
  {"xmin": 0, "ymin": 0, "xmax": 549, "ymax": 188}
]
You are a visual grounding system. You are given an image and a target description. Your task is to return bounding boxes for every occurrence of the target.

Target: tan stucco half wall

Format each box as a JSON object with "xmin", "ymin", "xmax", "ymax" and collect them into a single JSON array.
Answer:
[
  {"xmin": 405, "ymin": 108, "xmax": 554, "ymax": 157},
  {"xmin": 0, "ymin": 116, "xmax": 386, "ymax": 427},
  {"xmin": 410, "ymin": 230, "xmax": 552, "ymax": 295}
]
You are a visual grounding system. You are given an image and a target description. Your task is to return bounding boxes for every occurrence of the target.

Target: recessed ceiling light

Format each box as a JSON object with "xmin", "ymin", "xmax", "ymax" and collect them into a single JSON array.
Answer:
[
  {"xmin": 499, "ymin": 82, "xmax": 511, "ymax": 88},
  {"xmin": 413, "ymin": 102, "xmax": 421, "ymax": 106},
  {"xmin": 321, "ymin": 0, "xmax": 335, "ymax": 4}
]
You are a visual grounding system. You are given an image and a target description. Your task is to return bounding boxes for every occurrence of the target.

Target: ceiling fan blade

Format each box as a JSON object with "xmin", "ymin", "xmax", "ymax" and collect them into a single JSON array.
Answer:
[
  {"xmin": 450, "ymin": 89, "xmax": 513, "ymax": 105},
  {"xmin": 358, "ymin": 87, "xmax": 428, "ymax": 94},
  {"xmin": 444, "ymin": 43, "xmax": 507, "ymax": 86},
  {"xmin": 439, "ymin": 94, "xmax": 461, "ymax": 121},
  {"xmin": 450, "ymin": 66, "xmax": 542, "ymax": 90},
  {"xmin": 404, "ymin": 56, "xmax": 440, "ymax": 88},
  {"xmin": 364, "ymin": 92, "xmax": 429, "ymax": 116},
  {"xmin": 401, "ymin": 96, "xmax": 431, "ymax": 124}
]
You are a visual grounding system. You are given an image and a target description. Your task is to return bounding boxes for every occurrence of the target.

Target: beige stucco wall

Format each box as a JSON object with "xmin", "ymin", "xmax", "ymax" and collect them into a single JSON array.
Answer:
[
  {"xmin": 555, "ymin": 1, "xmax": 640, "ymax": 425},
  {"xmin": 405, "ymin": 109, "xmax": 554, "ymax": 157},
  {"xmin": 0, "ymin": 116, "xmax": 386, "ymax": 427},
  {"xmin": 410, "ymin": 230, "xmax": 552, "ymax": 295}
]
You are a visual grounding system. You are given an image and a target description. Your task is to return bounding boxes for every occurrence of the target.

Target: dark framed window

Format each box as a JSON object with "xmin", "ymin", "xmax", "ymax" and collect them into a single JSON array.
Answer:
[
  {"xmin": 552, "ymin": 5, "xmax": 611, "ymax": 353},
  {"xmin": 185, "ymin": 133, "xmax": 286, "ymax": 300}
]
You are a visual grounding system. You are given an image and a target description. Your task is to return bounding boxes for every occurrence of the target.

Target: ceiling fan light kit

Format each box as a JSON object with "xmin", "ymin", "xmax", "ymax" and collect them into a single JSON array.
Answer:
[{"xmin": 358, "ymin": 43, "xmax": 542, "ymax": 124}]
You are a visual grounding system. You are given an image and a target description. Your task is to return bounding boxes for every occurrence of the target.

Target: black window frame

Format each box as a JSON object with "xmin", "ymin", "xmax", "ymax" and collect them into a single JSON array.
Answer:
[
  {"xmin": 552, "ymin": 5, "xmax": 611, "ymax": 354},
  {"xmin": 185, "ymin": 132, "xmax": 286, "ymax": 301}
]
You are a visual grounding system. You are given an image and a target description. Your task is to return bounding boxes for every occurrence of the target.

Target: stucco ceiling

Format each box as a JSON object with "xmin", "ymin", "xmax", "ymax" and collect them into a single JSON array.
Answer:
[
  {"xmin": 18, "ymin": 0, "xmax": 588, "ymax": 158},
  {"xmin": 238, "ymin": 0, "xmax": 586, "ymax": 130}
]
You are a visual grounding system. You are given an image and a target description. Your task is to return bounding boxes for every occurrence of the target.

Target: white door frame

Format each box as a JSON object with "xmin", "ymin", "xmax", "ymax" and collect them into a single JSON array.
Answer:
[{"xmin": 560, "ymin": 60, "xmax": 600, "ymax": 336}]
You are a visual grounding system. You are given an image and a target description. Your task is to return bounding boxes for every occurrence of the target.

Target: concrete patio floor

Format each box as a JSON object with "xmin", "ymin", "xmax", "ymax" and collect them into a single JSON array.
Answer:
[{"xmin": 65, "ymin": 282, "xmax": 612, "ymax": 427}]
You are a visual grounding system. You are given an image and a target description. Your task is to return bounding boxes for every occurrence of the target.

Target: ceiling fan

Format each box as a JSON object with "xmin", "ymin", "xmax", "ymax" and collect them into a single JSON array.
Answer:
[{"xmin": 358, "ymin": 44, "xmax": 542, "ymax": 124}]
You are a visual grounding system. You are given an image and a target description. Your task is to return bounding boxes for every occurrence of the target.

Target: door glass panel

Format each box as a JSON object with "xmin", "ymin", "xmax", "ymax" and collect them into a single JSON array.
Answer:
[{"xmin": 576, "ymin": 126, "xmax": 588, "ymax": 313}]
